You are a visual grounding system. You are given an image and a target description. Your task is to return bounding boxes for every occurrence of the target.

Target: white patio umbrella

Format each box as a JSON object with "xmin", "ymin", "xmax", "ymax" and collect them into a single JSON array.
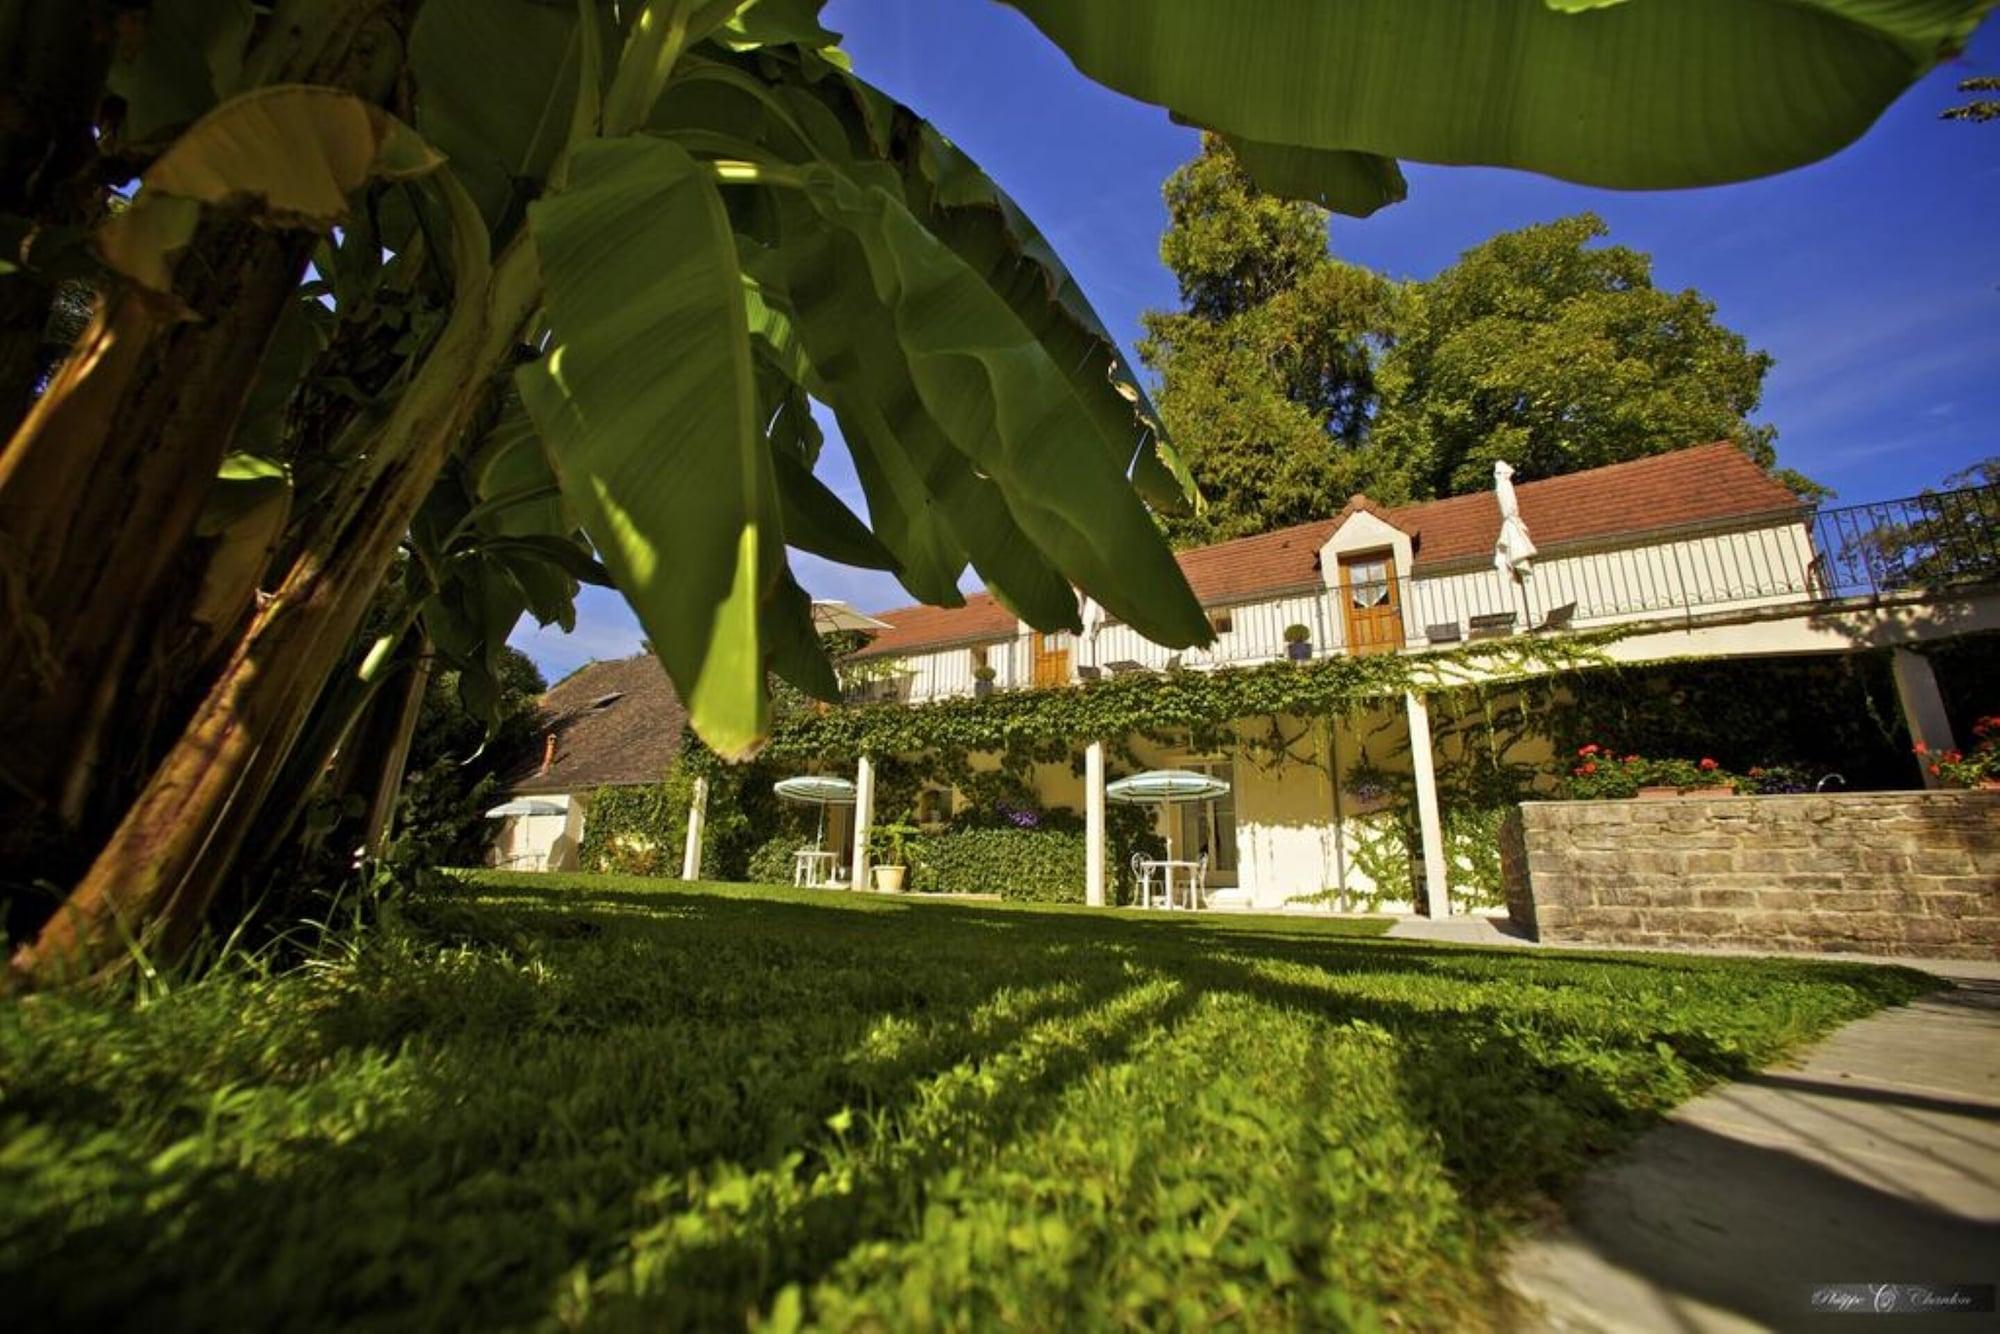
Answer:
[
  {"xmin": 1105, "ymin": 769, "xmax": 1231, "ymax": 860},
  {"xmin": 811, "ymin": 600, "xmax": 893, "ymax": 634},
  {"xmin": 1492, "ymin": 460, "xmax": 1539, "ymax": 580},
  {"xmin": 483, "ymin": 798, "xmax": 567, "ymax": 818},
  {"xmin": 773, "ymin": 774, "xmax": 858, "ymax": 851}
]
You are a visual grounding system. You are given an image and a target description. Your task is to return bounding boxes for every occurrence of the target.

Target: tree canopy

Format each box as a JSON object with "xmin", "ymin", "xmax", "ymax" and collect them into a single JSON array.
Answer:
[
  {"xmin": 1374, "ymin": 213, "xmax": 1797, "ymax": 499},
  {"xmin": 1139, "ymin": 138, "xmax": 1400, "ymax": 547},
  {"xmin": 1143, "ymin": 156, "xmax": 1808, "ymax": 546}
]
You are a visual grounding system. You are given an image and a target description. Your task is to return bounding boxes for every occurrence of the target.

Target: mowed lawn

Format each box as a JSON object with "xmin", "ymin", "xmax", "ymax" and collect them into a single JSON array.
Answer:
[{"xmin": 1, "ymin": 873, "xmax": 1933, "ymax": 1330}]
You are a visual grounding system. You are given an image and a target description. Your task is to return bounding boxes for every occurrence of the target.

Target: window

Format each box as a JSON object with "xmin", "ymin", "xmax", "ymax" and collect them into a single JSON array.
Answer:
[
  {"xmin": 1208, "ymin": 609, "xmax": 1234, "ymax": 635},
  {"xmin": 1346, "ymin": 558, "xmax": 1391, "ymax": 608}
]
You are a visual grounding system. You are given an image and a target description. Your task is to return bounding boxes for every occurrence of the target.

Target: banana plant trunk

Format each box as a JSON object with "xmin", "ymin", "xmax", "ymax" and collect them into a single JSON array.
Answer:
[{"xmin": 7, "ymin": 227, "xmax": 537, "ymax": 989}]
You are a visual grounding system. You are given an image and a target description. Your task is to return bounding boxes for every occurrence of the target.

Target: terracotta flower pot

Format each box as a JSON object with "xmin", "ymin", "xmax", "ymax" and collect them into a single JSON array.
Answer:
[
  {"xmin": 1635, "ymin": 786, "xmax": 1681, "ymax": 800},
  {"xmin": 1978, "ymin": 778, "xmax": 2000, "ymax": 792},
  {"xmin": 1635, "ymin": 785, "xmax": 1736, "ymax": 799}
]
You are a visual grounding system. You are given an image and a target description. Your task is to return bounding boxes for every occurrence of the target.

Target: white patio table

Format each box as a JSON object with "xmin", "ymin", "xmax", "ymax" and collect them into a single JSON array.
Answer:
[{"xmin": 1149, "ymin": 859, "xmax": 1203, "ymax": 910}]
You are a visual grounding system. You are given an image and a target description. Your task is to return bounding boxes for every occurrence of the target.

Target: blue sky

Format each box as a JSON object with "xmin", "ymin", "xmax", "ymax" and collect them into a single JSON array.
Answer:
[{"xmin": 512, "ymin": 2, "xmax": 2000, "ymax": 680}]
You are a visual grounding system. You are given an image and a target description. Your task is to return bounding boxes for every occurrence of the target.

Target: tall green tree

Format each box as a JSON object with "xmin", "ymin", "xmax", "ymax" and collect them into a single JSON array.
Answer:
[
  {"xmin": 1139, "ymin": 136, "xmax": 1399, "ymax": 547},
  {"xmin": 1374, "ymin": 214, "xmax": 1802, "ymax": 499}
]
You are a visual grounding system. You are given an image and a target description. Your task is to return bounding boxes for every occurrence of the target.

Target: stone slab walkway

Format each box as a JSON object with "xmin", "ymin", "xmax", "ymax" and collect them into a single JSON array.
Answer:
[{"xmin": 1503, "ymin": 978, "xmax": 2000, "ymax": 1331}]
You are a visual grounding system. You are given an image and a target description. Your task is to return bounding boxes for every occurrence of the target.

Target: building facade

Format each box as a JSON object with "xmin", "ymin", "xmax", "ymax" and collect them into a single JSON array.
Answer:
[{"xmin": 812, "ymin": 443, "xmax": 2000, "ymax": 913}]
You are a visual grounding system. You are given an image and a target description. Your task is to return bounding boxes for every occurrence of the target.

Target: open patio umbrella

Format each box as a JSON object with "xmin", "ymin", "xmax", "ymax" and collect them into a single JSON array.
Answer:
[
  {"xmin": 1492, "ymin": 460, "xmax": 1538, "ymax": 581},
  {"xmin": 483, "ymin": 798, "xmax": 567, "ymax": 818},
  {"xmin": 773, "ymin": 775, "xmax": 858, "ymax": 851},
  {"xmin": 811, "ymin": 600, "xmax": 893, "ymax": 634},
  {"xmin": 1105, "ymin": 769, "xmax": 1231, "ymax": 861}
]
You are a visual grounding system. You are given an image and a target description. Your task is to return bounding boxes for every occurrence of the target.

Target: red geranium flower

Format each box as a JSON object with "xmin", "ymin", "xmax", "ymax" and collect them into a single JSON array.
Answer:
[
  {"xmin": 1698, "ymin": 757, "xmax": 1718, "ymax": 771},
  {"xmin": 1622, "ymin": 754, "xmax": 1639, "ymax": 763},
  {"xmin": 1579, "ymin": 743, "xmax": 1600, "ymax": 757},
  {"xmin": 1579, "ymin": 761, "xmax": 1598, "ymax": 775},
  {"xmin": 1913, "ymin": 741, "xmax": 1929, "ymax": 755}
]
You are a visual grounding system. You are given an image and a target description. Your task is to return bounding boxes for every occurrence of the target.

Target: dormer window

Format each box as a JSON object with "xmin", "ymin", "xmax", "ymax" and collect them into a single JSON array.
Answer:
[
  {"xmin": 587, "ymin": 692, "xmax": 623, "ymax": 711},
  {"xmin": 1209, "ymin": 610, "xmax": 1234, "ymax": 635}
]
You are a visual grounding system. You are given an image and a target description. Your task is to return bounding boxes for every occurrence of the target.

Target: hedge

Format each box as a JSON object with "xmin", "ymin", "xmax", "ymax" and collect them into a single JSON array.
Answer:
[{"xmin": 911, "ymin": 828, "xmax": 1092, "ymax": 901}]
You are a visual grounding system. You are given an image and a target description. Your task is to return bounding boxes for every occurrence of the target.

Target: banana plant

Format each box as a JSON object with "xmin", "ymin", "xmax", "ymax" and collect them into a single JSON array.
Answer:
[{"xmin": 0, "ymin": 0, "xmax": 1986, "ymax": 985}]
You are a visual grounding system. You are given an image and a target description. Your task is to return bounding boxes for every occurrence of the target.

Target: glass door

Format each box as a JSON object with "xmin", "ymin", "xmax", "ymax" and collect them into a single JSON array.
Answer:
[{"xmin": 1175, "ymin": 759, "xmax": 1239, "ymax": 886}]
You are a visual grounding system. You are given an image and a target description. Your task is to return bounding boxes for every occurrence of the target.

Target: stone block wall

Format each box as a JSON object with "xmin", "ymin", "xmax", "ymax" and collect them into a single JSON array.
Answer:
[{"xmin": 1502, "ymin": 792, "xmax": 2000, "ymax": 960}]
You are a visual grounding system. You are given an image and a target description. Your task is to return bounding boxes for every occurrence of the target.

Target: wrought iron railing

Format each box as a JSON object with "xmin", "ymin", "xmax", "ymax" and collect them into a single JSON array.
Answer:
[{"xmin": 1805, "ymin": 483, "xmax": 2000, "ymax": 598}]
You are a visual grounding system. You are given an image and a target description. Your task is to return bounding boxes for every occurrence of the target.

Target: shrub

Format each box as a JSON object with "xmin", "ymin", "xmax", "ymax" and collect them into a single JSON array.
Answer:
[
  {"xmin": 1560, "ymin": 744, "xmax": 1740, "ymax": 799},
  {"xmin": 745, "ymin": 835, "xmax": 811, "ymax": 886},
  {"xmin": 911, "ymin": 827, "xmax": 1091, "ymax": 901},
  {"xmin": 1918, "ymin": 715, "xmax": 2000, "ymax": 787}
]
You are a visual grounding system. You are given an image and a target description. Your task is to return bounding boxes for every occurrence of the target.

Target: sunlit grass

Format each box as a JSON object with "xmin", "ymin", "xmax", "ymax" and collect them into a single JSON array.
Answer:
[{"xmin": 0, "ymin": 871, "xmax": 1932, "ymax": 1330}]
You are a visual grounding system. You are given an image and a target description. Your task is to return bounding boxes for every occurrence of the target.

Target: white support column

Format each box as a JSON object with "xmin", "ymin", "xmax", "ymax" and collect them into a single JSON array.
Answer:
[
  {"xmin": 851, "ymin": 754, "xmax": 876, "ymax": 891},
  {"xmin": 1085, "ymin": 740, "xmax": 1107, "ymax": 907},
  {"xmin": 1404, "ymin": 690, "xmax": 1450, "ymax": 918},
  {"xmin": 680, "ymin": 774, "xmax": 709, "ymax": 880},
  {"xmin": 1892, "ymin": 648, "xmax": 1956, "ymax": 790}
]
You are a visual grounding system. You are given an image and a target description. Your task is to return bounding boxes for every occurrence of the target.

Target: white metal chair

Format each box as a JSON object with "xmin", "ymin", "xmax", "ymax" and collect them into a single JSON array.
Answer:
[
  {"xmin": 1129, "ymin": 852, "xmax": 1159, "ymax": 908},
  {"xmin": 1190, "ymin": 852, "xmax": 1210, "ymax": 910}
]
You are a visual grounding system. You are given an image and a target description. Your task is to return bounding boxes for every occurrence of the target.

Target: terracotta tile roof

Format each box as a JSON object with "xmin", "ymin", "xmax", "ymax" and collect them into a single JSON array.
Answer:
[
  {"xmin": 849, "ymin": 442, "xmax": 1802, "ymax": 657},
  {"xmin": 1388, "ymin": 441, "xmax": 1801, "ymax": 569},
  {"xmin": 846, "ymin": 591, "xmax": 1023, "ymax": 660},
  {"xmin": 507, "ymin": 654, "xmax": 686, "ymax": 794}
]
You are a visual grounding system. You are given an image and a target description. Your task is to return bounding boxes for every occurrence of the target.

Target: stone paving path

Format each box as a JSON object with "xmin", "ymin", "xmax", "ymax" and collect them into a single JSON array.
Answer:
[{"xmin": 1503, "ymin": 973, "xmax": 2000, "ymax": 1332}]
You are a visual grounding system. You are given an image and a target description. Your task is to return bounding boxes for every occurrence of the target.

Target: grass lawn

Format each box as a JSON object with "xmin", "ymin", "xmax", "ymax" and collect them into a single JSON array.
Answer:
[{"xmin": 1, "ymin": 873, "xmax": 1933, "ymax": 1330}]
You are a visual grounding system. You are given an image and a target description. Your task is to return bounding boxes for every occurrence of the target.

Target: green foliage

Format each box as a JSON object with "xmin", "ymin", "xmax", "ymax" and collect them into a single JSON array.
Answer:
[
  {"xmin": 1443, "ymin": 806, "xmax": 1508, "ymax": 910},
  {"xmin": 0, "ymin": 874, "xmax": 1929, "ymax": 1328},
  {"xmin": 910, "ymin": 827, "xmax": 1091, "ymax": 901},
  {"xmin": 1920, "ymin": 713, "xmax": 2000, "ymax": 787},
  {"xmin": 745, "ymin": 835, "xmax": 811, "ymax": 886},
  {"xmin": 1139, "ymin": 137, "xmax": 1401, "ymax": 547},
  {"xmin": 578, "ymin": 782, "xmax": 686, "ymax": 877},
  {"xmin": 1376, "ymin": 214, "xmax": 1788, "ymax": 498},
  {"xmin": 395, "ymin": 648, "xmax": 547, "ymax": 868},
  {"xmin": 1549, "ymin": 653, "xmax": 1913, "ymax": 790},
  {"xmin": 1344, "ymin": 812, "xmax": 1413, "ymax": 911},
  {"xmin": 1560, "ymin": 745, "xmax": 1740, "ymax": 800},
  {"xmin": 756, "ymin": 633, "xmax": 1612, "ymax": 767},
  {"xmin": 1004, "ymin": 0, "xmax": 1990, "ymax": 205},
  {"xmin": 1942, "ymin": 75, "xmax": 2000, "ymax": 123},
  {"xmin": 580, "ymin": 756, "xmax": 793, "ymax": 881}
]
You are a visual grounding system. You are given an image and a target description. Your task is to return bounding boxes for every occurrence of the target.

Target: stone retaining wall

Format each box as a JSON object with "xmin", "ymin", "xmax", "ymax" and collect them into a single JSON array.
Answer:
[{"xmin": 1501, "ymin": 791, "xmax": 2000, "ymax": 959}]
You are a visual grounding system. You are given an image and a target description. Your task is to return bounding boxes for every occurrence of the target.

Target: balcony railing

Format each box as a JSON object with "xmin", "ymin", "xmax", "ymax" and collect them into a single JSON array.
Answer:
[{"xmin": 843, "ymin": 482, "xmax": 2000, "ymax": 700}]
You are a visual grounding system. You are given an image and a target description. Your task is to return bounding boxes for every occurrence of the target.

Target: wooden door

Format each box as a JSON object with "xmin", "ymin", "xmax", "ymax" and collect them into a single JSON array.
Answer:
[
  {"xmin": 1340, "ymin": 552, "xmax": 1404, "ymax": 654},
  {"xmin": 1030, "ymin": 630, "xmax": 1071, "ymax": 686}
]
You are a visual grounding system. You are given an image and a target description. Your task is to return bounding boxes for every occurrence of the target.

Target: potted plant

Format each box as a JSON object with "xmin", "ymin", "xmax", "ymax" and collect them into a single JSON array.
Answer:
[
  {"xmin": 1342, "ymin": 753, "xmax": 1399, "ymax": 815},
  {"xmin": 973, "ymin": 664, "xmax": 998, "ymax": 697},
  {"xmin": 869, "ymin": 822, "xmax": 920, "ymax": 891},
  {"xmin": 1283, "ymin": 623, "xmax": 1313, "ymax": 662},
  {"xmin": 1563, "ymin": 746, "xmax": 1740, "ymax": 799},
  {"xmin": 1919, "ymin": 716, "xmax": 2000, "ymax": 790}
]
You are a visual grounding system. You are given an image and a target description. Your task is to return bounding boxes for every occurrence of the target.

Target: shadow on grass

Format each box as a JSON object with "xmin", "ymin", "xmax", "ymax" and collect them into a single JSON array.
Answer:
[{"xmin": 4, "ymin": 874, "xmax": 1941, "ymax": 1331}]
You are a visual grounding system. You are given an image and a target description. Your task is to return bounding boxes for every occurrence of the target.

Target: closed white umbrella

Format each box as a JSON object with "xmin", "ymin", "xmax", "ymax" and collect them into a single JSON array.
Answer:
[{"xmin": 1492, "ymin": 460, "xmax": 1538, "ymax": 580}]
